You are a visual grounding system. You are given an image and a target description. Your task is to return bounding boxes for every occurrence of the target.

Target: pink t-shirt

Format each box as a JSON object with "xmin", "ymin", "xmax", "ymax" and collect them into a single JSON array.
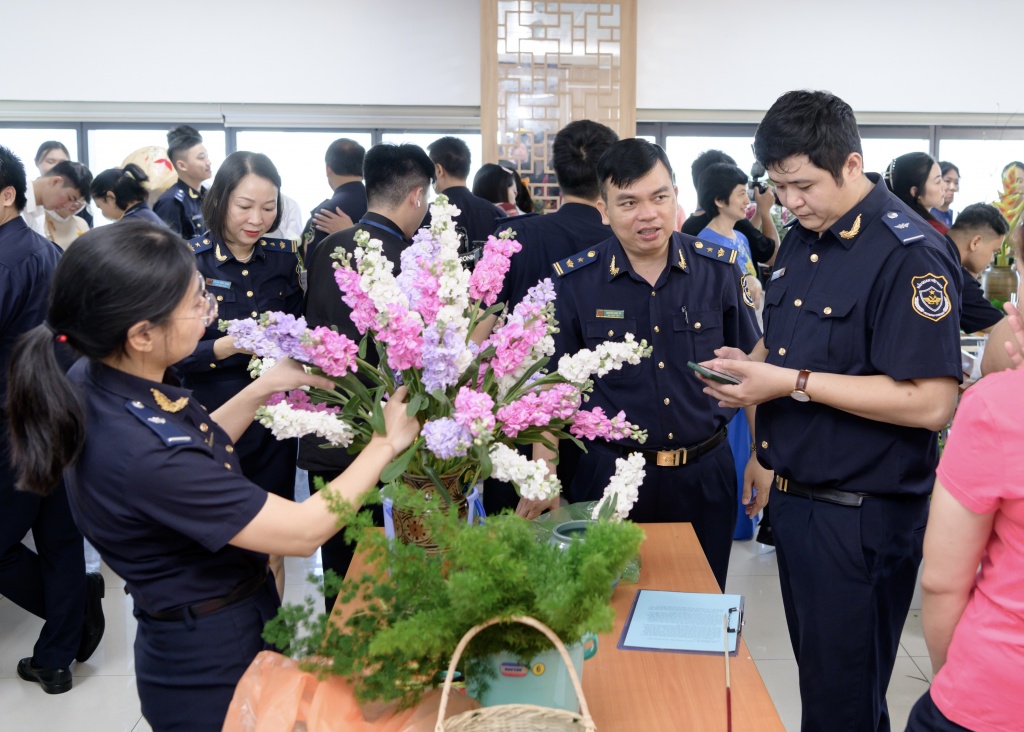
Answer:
[{"xmin": 930, "ymin": 368, "xmax": 1024, "ymax": 731}]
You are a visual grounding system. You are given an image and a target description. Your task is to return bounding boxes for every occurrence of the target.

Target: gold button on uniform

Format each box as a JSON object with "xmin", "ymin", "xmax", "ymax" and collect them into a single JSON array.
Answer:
[
  {"xmin": 246, "ymin": 290, "xmax": 254, "ymax": 297},
  {"xmin": 810, "ymin": 253, "xmax": 819, "ymax": 262},
  {"xmin": 225, "ymin": 445, "xmax": 234, "ymax": 454},
  {"xmin": 199, "ymin": 423, "xmax": 209, "ymax": 433},
  {"xmin": 663, "ymin": 398, "xmax": 670, "ymax": 405},
  {"xmin": 823, "ymin": 306, "xmax": 832, "ymax": 315},
  {"xmin": 668, "ymin": 432, "xmax": 674, "ymax": 440},
  {"xmin": 794, "ymin": 299, "xmax": 802, "ymax": 307},
  {"xmin": 694, "ymin": 322, "xmax": 702, "ymax": 330},
  {"xmin": 651, "ymin": 291, "xmax": 656, "ymax": 297},
  {"xmin": 607, "ymin": 330, "xmax": 614, "ymax": 337},
  {"xmin": 216, "ymin": 295, "xmax": 224, "ymax": 302},
  {"xmin": 251, "ymin": 311, "xmax": 258, "ymax": 317},
  {"xmin": 224, "ymin": 463, "xmax": 232, "ymax": 470},
  {"xmin": 778, "ymin": 347, "xmax": 787, "ymax": 356},
  {"xmin": 241, "ymin": 269, "xmax": 249, "ymax": 276},
  {"xmin": 209, "ymin": 363, "xmax": 217, "ymax": 369},
  {"xmin": 658, "ymin": 361, "xmax": 665, "ymax": 369},
  {"xmin": 761, "ymin": 440, "xmax": 768, "ymax": 449},
  {"xmin": 654, "ymin": 326, "xmax": 661, "ymax": 333}
]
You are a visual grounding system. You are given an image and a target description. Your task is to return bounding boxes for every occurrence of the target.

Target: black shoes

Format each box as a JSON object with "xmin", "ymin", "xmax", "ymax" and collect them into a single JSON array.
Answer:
[
  {"xmin": 18, "ymin": 658, "xmax": 72, "ymax": 694},
  {"xmin": 76, "ymin": 571, "xmax": 105, "ymax": 663}
]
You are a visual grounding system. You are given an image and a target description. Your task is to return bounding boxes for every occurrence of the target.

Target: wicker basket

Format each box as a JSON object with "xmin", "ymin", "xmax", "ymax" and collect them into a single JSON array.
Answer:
[{"xmin": 435, "ymin": 616, "xmax": 597, "ymax": 732}]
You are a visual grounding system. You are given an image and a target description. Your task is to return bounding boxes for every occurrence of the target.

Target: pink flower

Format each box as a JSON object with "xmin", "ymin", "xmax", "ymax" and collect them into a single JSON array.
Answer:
[
  {"xmin": 334, "ymin": 267, "xmax": 377, "ymax": 334},
  {"xmin": 453, "ymin": 387, "xmax": 495, "ymax": 436},
  {"xmin": 306, "ymin": 327, "xmax": 359, "ymax": 377},
  {"xmin": 569, "ymin": 407, "xmax": 636, "ymax": 441},
  {"xmin": 377, "ymin": 303, "xmax": 423, "ymax": 372},
  {"xmin": 469, "ymin": 235, "xmax": 522, "ymax": 306},
  {"xmin": 496, "ymin": 384, "xmax": 582, "ymax": 438},
  {"xmin": 266, "ymin": 390, "xmax": 341, "ymax": 414}
]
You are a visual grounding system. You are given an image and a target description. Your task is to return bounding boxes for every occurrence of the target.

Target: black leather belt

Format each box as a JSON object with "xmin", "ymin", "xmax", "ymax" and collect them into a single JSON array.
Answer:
[
  {"xmin": 602, "ymin": 427, "xmax": 727, "ymax": 467},
  {"xmin": 775, "ymin": 476, "xmax": 864, "ymax": 507},
  {"xmin": 143, "ymin": 571, "xmax": 268, "ymax": 622}
]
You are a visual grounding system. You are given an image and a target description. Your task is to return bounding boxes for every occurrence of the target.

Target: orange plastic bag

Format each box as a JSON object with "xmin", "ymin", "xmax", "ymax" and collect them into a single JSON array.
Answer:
[{"xmin": 222, "ymin": 651, "xmax": 479, "ymax": 732}]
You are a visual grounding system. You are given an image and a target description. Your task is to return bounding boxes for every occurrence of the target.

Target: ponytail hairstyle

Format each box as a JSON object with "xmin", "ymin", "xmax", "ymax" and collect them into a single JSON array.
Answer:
[
  {"xmin": 90, "ymin": 163, "xmax": 150, "ymax": 211},
  {"xmin": 7, "ymin": 221, "xmax": 196, "ymax": 495},
  {"xmin": 884, "ymin": 152, "xmax": 939, "ymax": 224}
]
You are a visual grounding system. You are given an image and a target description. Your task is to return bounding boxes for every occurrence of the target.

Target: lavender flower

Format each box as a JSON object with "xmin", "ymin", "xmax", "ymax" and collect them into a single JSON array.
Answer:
[{"xmin": 422, "ymin": 418, "xmax": 472, "ymax": 460}]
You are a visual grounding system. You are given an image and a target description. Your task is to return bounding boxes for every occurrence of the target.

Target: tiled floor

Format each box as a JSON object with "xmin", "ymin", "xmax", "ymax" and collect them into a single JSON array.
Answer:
[{"xmin": 2, "ymin": 493, "xmax": 932, "ymax": 730}]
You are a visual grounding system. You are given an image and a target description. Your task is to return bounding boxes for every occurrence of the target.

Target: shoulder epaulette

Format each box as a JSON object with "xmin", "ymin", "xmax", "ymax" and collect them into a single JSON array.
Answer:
[
  {"xmin": 552, "ymin": 247, "xmax": 599, "ymax": 277},
  {"xmin": 691, "ymin": 239, "xmax": 739, "ymax": 264},
  {"xmin": 173, "ymin": 188, "xmax": 186, "ymax": 204},
  {"xmin": 259, "ymin": 236, "xmax": 299, "ymax": 254},
  {"xmin": 124, "ymin": 400, "xmax": 194, "ymax": 447},
  {"xmin": 188, "ymin": 236, "xmax": 213, "ymax": 254},
  {"xmin": 881, "ymin": 210, "xmax": 927, "ymax": 245}
]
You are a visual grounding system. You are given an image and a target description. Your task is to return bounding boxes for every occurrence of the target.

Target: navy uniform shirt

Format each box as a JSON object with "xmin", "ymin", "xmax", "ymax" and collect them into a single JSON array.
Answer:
[
  {"xmin": 423, "ymin": 186, "xmax": 505, "ymax": 248},
  {"xmin": 552, "ymin": 232, "xmax": 761, "ymax": 450},
  {"xmin": 64, "ymin": 360, "xmax": 268, "ymax": 615},
  {"xmin": 301, "ymin": 180, "xmax": 368, "ymax": 261},
  {"xmin": 299, "ymin": 212, "xmax": 410, "ymax": 472},
  {"xmin": 120, "ymin": 201, "xmax": 166, "ymax": 227},
  {"xmin": 154, "ymin": 180, "xmax": 206, "ymax": 239},
  {"xmin": 756, "ymin": 173, "xmax": 963, "ymax": 496},
  {"xmin": 0, "ymin": 216, "xmax": 62, "ymax": 407},
  {"xmin": 495, "ymin": 202, "xmax": 611, "ymax": 311},
  {"xmin": 179, "ymin": 234, "xmax": 303, "ymax": 401},
  {"xmin": 942, "ymin": 235, "xmax": 1003, "ymax": 333}
]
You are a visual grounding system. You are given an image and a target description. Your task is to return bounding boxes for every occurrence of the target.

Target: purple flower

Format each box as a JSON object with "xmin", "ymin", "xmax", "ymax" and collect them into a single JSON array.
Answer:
[
  {"xmin": 422, "ymin": 418, "xmax": 472, "ymax": 459},
  {"xmin": 261, "ymin": 312, "xmax": 311, "ymax": 361},
  {"xmin": 421, "ymin": 322, "xmax": 467, "ymax": 393}
]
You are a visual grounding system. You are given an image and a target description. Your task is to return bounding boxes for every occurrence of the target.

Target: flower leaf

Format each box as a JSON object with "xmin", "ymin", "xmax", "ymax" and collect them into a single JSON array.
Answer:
[{"xmin": 380, "ymin": 438, "xmax": 421, "ymax": 483}]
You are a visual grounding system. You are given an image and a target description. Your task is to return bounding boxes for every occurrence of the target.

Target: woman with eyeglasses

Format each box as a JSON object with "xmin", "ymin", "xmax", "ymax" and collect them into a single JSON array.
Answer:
[
  {"xmin": 5, "ymin": 220, "xmax": 419, "ymax": 731},
  {"xmin": 90, "ymin": 163, "xmax": 165, "ymax": 225},
  {"xmin": 177, "ymin": 151, "xmax": 304, "ymax": 599}
]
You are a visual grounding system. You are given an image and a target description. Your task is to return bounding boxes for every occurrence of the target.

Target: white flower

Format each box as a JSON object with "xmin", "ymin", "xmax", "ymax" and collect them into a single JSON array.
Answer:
[
  {"xmin": 247, "ymin": 356, "xmax": 277, "ymax": 379},
  {"xmin": 255, "ymin": 403, "xmax": 355, "ymax": 447},
  {"xmin": 592, "ymin": 452, "xmax": 646, "ymax": 520},
  {"xmin": 488, "ymin": 443, "xmax": 560, "ymax": 501},
  {"xmin": 557, "ymin": 333, "xmax": 652, "ymax": 384}
]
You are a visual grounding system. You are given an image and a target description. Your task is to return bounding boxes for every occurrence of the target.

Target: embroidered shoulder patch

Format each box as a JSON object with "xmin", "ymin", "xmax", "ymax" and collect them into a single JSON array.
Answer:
[
  {"xmin": 882, "ymin": 211, "xmax": 926, "ymax": 245},
  {"xmin": 124, "ymin": 401, "xmax": 194, "ymax": 447},
  {"xmin": 911, "ymin": 273, "xmax": 952, "ymax": 322},
  {"xmin": 741, "ymin": 275, "xmax": 756, "ymax": 308},
  {"xmin": 692, "ymin": 239, "xmax": 738, "ymax": 264},
  {"xmin": 552, "ymin": 248, "xmax": 598, "ymax": 277}
]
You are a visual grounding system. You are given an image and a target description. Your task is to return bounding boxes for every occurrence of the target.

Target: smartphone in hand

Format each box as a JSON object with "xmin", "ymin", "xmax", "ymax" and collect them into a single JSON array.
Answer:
[{"xmin": 687, "ymin": 360, "xmax": 741, "ymax": 386}]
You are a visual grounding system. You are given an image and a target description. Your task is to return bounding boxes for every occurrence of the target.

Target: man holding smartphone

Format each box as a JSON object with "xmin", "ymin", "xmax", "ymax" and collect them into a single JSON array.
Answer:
[
  {"xmin": 535, "ymin": 138, "xmax": 767, "ymax": 591},
  {"xmin": 700, "ymin": 91, "xmax": 962, "ymax": 731}
]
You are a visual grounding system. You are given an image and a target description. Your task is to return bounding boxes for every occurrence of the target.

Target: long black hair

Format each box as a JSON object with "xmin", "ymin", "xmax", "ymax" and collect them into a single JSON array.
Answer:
[
  {"xmin": 90, "ymin": 163, "xmax": 150, "ymax": 210},
  {"xmin": 472, "ymin": 163, "xmax": 515, "ymax": 206},
  {"xmin": 7, "ymin": 221, "xmax": 196, "ymax": 496},
  {"xmin": 885, "ymin": 152, "xmax": 939, "ymax": 224},
  {"xmin": 202, "ymin": 151, "xmax": 283, "ymax": 240}
]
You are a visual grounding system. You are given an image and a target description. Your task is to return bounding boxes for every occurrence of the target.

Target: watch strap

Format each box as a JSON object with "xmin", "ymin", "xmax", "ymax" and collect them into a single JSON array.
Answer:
[{"xmin": 795, "ymin": 369, "xmax": 811, "ymax": 394}]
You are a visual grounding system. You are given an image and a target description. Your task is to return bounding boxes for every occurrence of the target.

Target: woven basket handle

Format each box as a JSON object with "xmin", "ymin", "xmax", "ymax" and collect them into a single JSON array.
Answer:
[{"xmin": 434, "ymin": 615, "xmax": 594, "ymax": 731}]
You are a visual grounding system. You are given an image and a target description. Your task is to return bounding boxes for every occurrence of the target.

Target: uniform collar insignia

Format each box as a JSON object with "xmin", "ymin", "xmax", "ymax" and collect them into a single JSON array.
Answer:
[
  {"xmin": 839, "ymin": 213, "xmax": 862, "ymax": 240},
  {"xmin": 151, "ymin": 388, "xmax": 189, "ymax": 413},
  {"xmin": 678, "ymin": 250, "xmax": 687, "ymax": 269},
  {"xmin": 609, "ymin": 255, "xmax": 620, "ymax": 276},
  {"xmin": 214, "ymin": 242, "xmax": 228, "ymax": 262}
]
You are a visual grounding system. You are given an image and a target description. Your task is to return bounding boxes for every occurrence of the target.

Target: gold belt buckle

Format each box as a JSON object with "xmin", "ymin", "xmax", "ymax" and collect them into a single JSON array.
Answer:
[
  {"xmin": 776, "ymin": 476, "xmax": 789, "ymax": 493},
  {"xmin": 656, "ymin": 449, "xmax": 685, "ymax": 467}
]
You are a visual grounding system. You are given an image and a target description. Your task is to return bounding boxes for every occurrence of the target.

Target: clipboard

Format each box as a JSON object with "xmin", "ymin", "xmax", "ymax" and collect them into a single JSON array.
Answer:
[{"xmin": 616, "ymin": 589, "xmax": 745, "ymax": 656}]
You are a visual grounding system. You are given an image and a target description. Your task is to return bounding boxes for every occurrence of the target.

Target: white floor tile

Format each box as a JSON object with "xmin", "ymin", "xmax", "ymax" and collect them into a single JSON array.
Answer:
[
  {"xmin": 133, "ymin": 716, "xmax": 154, "ymax": 732},
  {"xmin": 752, "ymin": 658, "xmax": 802, "ymax": 731},
  {"xmin": 888, "ymin": 657, "xmax": 931, "ymax": 731},
  {"xmin": 727, "ymin": 537, "xmax": 779, "ymax": 577},
  {"xmin": 0, "ymin": 674, "xmax": 142, "ymax": 731},
  {"xmin": 900, "ymin": 610, "xmax": 928, "ymax": 658}
]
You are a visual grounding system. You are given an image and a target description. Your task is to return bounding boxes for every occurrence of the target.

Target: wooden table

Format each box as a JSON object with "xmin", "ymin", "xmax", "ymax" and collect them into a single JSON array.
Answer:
[
  {"xmin": 340, "ymin": 523, "xmax": 783, "ymax": 731},
  {"xmin": 584, "ymin": 523, "xmax": 784, "ymax": 730}
]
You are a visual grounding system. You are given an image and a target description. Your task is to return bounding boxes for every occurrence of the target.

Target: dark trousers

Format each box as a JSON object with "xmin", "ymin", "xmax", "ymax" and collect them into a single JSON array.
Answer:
[
  {"xmin": 571, "ymin": 439, "xmax": 737, "ymax": 590},
  {"xmin": 772, "ymin": 489, "xmax": 928, "ymax": 732},
  {"xmin": 0, "ymin": 438, "xmax": 85, "ymax": 669},
  {"xmin": 905, "ymin": 690, "xmax": 973, "ymax": 731},
  {"xmin": 308, "ymin": 469, "xmax": 383, "ymax": 614},
  {"xmin": 133, "ymin": 577, "xmax": 280, "ymax": 732}
]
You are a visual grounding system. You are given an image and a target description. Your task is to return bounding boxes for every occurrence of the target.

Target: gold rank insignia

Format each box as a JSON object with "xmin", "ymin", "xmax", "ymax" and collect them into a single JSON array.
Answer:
[
  {"xmin": 187, "ymin": 188, "xmax": 199, "ymax": 199},
  {"xmin": 677, "ymin": 250, "xmax": 686, "ymax": 269},
  {"xmin": 151, "ymin": 388, "xmax": 189, "ymax": 413},
  {"xmin": 214, "ymin": 242, "xmax": 228, "ymax": 262},
  {"xmin": 609, "ymin": 255, "xmax": 620, "ymax": 276},
  {"xmin": 911, "ymin": 273, "xmax": 952, "ymax": 322},
  {"xmin": 839, "ymin": 213, "xmax": 862, "ymax": 240}
]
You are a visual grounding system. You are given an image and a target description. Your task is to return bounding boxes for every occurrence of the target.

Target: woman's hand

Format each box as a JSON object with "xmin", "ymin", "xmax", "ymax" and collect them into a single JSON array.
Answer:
[
  {"xmin": 257, "ymin": 358, "xmax": 335, "ymax": 394},
  {"xmin": 313, "ymin": 206, "xmax": 354, "ymax": 235},
  {"xmin": 376, "ymin": 386, "xmax": 420, "ymax": 456}
]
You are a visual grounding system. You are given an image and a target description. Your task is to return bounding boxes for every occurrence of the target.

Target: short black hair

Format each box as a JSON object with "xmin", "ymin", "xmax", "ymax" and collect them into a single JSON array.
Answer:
[
  {"xmin": 34, "ymin": 141, "xmax": 69, "ymax": 166},
  {"xmin": 0, "ymin": 145, "xmax": 29, "ymax": 211},
  {"xmin": 43, "ymin": 160, "xmax": 93, "ymax": 203},
  {"xmin": 551, "ymin": 120, "xmax": 619, "ymax": 199},
  {"xmin": 950, "ymin": 203, "xmax": 1009, "ymax": 237},
  {"xmin": 690, "ymin": 149, "xmax": 736, "ymax": 189},
  {"xmin": 167, "ymin": 124, "xmax": 204, "ymax": 164},
  {"xmin": 596, "ymin": 138, "xmax": 674, "ymax": 199},
  {"xmin": 472, "ymin": 163, "xmax": 514, "ymax": 205},
  {"xmin": 202, "ymin": 151, "xmax": 283, "ymax": 240},
  {"xmin": 427, "ymin": 136, "xmax": 471, "ymax": 179},
  {"xmin": 325, "ymin": 138, "xmax": 365, "ymax": 177},
  {"xmin": 510, "ymin": 167, "xmax": 534, "ymax": 213},
  {"xmin": 938, "ymin": 161, "xmax": 959, "ymax": 178},
  {"xmin": 91, "ymin": 163, "xmax": 150, "ymax": 210},
  {"xmin": 697, "ymin": 163, "xmax": 748, "ymax": 218},
  {"xmin": 884, "ymin": 152, "xmax": 938, "ymax": 223},
  {"xmin": 363, "ymin": 143, "xmax": 435, "ymax": 209},
  {"xmin": 753, "ymin": 90, "xmax": 862, "ymax": 184}
]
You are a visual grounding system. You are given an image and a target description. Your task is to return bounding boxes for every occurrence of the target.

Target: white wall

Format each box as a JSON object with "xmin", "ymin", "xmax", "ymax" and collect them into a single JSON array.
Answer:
[
  {"xmin": 3, "ymin": 0, "xmax": 480, "ymax": 107},
  {"xmin": 637, "ymin": 0, "xmax": 1024, "ymax": 117}
]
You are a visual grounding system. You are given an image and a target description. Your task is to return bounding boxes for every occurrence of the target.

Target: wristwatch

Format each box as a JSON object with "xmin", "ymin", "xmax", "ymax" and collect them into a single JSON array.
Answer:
[{"xmin": 790, "ymin": 369, "xmax": 812, "ymax": 402}]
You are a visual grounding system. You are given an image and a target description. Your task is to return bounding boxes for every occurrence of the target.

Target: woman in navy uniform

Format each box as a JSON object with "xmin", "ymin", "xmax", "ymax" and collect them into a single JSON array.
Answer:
[
  {"xmin": 5, "ymin": 221, "xmax": 418, "ymax": 731},
  {"xmin": 91, "ymin": 164, "xmax": 165, "ymax": 225},
  {"xmin": 178, "ymin": 151, "xmax": 302, "ymax": 597}
]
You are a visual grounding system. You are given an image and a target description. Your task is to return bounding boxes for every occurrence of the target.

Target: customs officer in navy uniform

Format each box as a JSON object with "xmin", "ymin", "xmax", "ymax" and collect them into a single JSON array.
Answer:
[
  {"xmin": 424, "ymin": 136, "xmax": 505, "ymax": 250},
  {"xmin": 701, "ymin": 91, "xmax": 963, "ymax": 732},
  {"xmin": 475, "ymin": 120, "xmax": 619, "ymax": 517},
  {"xmin": 301, "ymin": 137, "xmax": 368, "ymax": 261},
  {"xmin": 6, "ymin": 221, "xmax": 418, "ymax": 731},
  {"xmin": 536, "ymin": 139, "xmax": 766, "ymax": 591},
  {"xmin": 178, "ymin": 152, "xmax": 303, "ymax": 597},
  {"xmin": 0, "ymin": 145, "xmax": 103, "ymax": 695},
  {"xmin": 154, "ymin": 125, "xmax": 211, "ymax": 239}
]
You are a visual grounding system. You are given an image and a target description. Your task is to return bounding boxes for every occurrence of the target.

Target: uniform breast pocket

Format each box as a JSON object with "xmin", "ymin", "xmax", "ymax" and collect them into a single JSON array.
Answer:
[
  {"xmin": 261, "ymin": 273, "xmax": 301, "ymax": 313},
  {"xmin": 803, "ymin": 295, "xmax": 857, "ymax": 369},
  {"xmin": 673, "ymin": 308, "xmax": 723, "ymax": 363},
  {"xmin": 584, "ymin": 318, "xmax": 639, "ymax": 380}
]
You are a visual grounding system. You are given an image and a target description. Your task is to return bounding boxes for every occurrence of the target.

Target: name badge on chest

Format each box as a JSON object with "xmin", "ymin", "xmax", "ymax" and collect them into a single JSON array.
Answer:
[
  {"xmin": 205, "ymin": 278, "xmax": 232, "ymax": 289},
  {"xmin": 596, "ymin": 309, "xmax": 625, "ymax": 319},
  {"xmin": 769, "ymin": 267, "xmax": 786, "ymax": 282}
]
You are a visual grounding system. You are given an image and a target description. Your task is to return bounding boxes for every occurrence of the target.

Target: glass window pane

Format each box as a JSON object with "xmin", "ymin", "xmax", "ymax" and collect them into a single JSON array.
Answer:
[
  {"xmin": 85, "ymin": 128, "xmax": 226, "ymax": 227},
  {"xmin": 937, "ymin": 138, "xmax": 1024, "ymax": 218},
  {"xmin": 234, "ymin": 130, "xmax": 373, "ymax": 225},
  {"xmin": 0, "ymin": 127, "xmax": 79, "ymax": 176},
  {"xmin": 664, "ymin": 135, "xmax": 755, "ymax": 216},
  {"xmin": 859, "ymin": 137, "xmax": 929, "ymax": 176},
  {"xmin": 380, "ymin": 132, "xmax": 483, "ymax": 201}
]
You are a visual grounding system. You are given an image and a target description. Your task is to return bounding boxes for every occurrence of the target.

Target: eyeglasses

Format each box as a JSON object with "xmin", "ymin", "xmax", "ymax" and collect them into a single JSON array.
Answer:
[{"xmin": 178, "ymin": 272, "xmax": 218, "ymax": 327}]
